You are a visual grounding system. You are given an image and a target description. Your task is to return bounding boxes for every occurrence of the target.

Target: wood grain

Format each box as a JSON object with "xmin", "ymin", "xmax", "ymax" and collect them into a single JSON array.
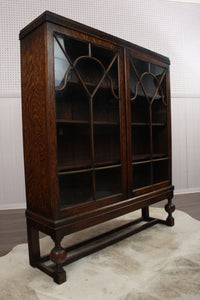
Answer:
[
  {"xmin": 0, "ymin": 193, "xmax": 199, "ymax": 257},
  {"xmin": 19, "ymin": 12, "xmax": 174, "ymax": 283},
  {"xmin": 21, "ymin": 24, "xmax": 52, "ymax": 217}
]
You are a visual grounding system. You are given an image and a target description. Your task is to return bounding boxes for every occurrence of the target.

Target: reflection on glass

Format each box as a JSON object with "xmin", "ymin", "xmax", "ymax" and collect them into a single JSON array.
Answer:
[
  {"xmin": 150, "ymin": 64, "xmax": 165, "ymax": 77},
  {"xmin": 54, "ymin": 37, "xmax": 70, "ymax": 89},
  {"xmin": 141, "ymin": 74, "xmax": 159, "ymax": 100},
  {"xmin": 131, "ymin": 58, "xmax": 148, "ymax": 77}
]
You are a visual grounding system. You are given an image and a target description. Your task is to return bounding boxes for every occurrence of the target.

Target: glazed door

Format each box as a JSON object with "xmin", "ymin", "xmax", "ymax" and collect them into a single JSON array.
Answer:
[
  {"xmin": 126, "ymin": 50, "xmax": 171, "ymax": 197},
  {"xmin": 53, "ymin": 31, "xmax": 127, "ymax": 210}
]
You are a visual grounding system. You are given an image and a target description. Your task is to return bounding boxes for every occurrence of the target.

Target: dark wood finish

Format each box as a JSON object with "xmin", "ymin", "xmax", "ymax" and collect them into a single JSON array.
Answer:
[
  {"xmin": 19, "ymin": 11, "xmax": 174, "ymax": 283},
  {"xmin": 165, "ymin": 197, "xmax": 176, "ymax": 226},
  {"xmin": 50, "ymin": 239, "xmax": 67, "ymax": 284},
  {"xmin": 1, "ymin": 194, "xmax": 199, "ymax": 258},
  {"xmin": 19, "ymin": 11, "xmax": 170, "ymax": 65},
  {"xmin": 26, "ymin": 219, "xmax": 40, "ymax": 267}
]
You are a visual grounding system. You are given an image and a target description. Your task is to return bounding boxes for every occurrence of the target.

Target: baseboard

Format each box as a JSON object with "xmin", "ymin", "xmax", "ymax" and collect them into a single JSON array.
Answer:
[
  {"xmin": 0, "ymin": 202, "xmax": 26, "ymax": 210},
  {"xmin": 174, "ymin": 187, "xmax": 200, "ymax": 195}
]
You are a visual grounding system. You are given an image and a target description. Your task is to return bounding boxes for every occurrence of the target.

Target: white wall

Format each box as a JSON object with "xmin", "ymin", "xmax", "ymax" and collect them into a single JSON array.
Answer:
[{"xmin": 0, "ymin": 0, "xmax": 200, "ymax": 209}]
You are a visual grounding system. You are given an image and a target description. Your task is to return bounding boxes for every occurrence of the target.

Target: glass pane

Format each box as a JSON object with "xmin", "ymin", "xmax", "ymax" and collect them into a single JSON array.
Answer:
[
  {"xmin": 54, "ymin": 37, "xmax": 70, "ymax": 90},
  {"xmin": 129, "ymin": 60, "xmax": 148, "ymax": 100},
  {"xmin": 93, "ymin": 87, "xmax": 119, "ymax": 123},
  {"xmin": 160, "ymin": 74, "xmax": 168, "ymax": 105},
  {"xmin": 96, "ymin": 167, "xmax": 122, "ymax": 199},
  {"xmin": 129, "ymin": 61, "xmax": 138, "ymax": 98},
  {"xmin": 132, "ymin": 163, "xmax": 151, "ymax": 190},
  {"xmin": 131, "ymin": 58, "xmax": 148, "ymax": 77},
  {"xmin": 151, "ymin": 64, "xmax": 167, "ymax": 104},
  {"xmin": 107, "ymin": 58, "xmax": 119, "ymax": 98},
  {"xmin": 94, "ymin": 124, "xmax": 121, "ymax": 165},
  {"xmin": 57, "ymin": 123, "xmax": 91, "ymax": 171},
  {"xmin": 54, "ymin": 33, "xmax": 123, "ymax": 206},
  {"xmin": 92, "ymin": 44, "xmax": 116, "ymax": 69},
  {"xmin": 152, "ymin": 126, "xmax": 168, "ymax": 158},
  {"xmin": 131, "ymin": 95, "xmax": 149, "ymax": 123},
  {"xmin": 76, "ymin": 57, "xmax": 104, "ymax": 93},
  {"xmin": 153, "ymin": 160, "xmax": 169, "ymax": 184},
  {"xmin": 132, "ymin": 126, "xmax": 151, "ymax": 161},
  {"xmin": 56, "ymin": 35, "xmax": 88, "ymax": 63},
  {"xmin": 141, "ymin": 73, "xmax": 159, "ymax": 100},
  {"xmin": 59, "ymin": 172, "xmax": 93, "ymax": 208},
  {"xmin": 150, "ymin": 64, "xmax": 165, "ymax": 77},
  {"xmin": 55, "ymin": 83, "xmax": 89, "ymax": 121},
  {"xmin": 129, "ymin": 56, "xmax": 151, "ymax": 169},
  {"xmin": 152, "ymin": 100, "xmax": 167, "ymax": 124}
]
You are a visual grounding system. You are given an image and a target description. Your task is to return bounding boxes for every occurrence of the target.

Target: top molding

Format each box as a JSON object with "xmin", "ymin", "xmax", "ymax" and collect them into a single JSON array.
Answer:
[{"xmin": 19, "ymin": 10, "xmax": 170, "ymax": 65}]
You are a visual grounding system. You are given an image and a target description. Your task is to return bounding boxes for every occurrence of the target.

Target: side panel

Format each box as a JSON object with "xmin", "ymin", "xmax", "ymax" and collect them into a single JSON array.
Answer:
[{"xmin": 21, "ymin": 24, "xmax": 52, "ymax": 217}]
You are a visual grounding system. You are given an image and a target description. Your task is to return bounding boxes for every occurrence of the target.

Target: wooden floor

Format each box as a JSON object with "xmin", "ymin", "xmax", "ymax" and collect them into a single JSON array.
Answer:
[{"xmin": 0, "ymin": 193, "xmax": 199, "ymax": 257}]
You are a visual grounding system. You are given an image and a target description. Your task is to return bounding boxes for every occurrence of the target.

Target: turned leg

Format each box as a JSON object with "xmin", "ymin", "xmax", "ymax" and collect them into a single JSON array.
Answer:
[
  {"xmin": 26, "ymin": 219, "xmax": 40, "ymax": 267},
  {"xmin": 142, "ymin": 207, "xmax": 149, "ymax": 221},
  {"xmin": 50, "ymin": 238, "xmax": 67, "ymax": 284},
  {"xmin": 165, "ymin": 197, "xmax": 175, "ymax": 226}
]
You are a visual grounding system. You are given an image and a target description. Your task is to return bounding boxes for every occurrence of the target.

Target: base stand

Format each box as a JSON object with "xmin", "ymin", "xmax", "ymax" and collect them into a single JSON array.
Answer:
[{"xmin": 27, "ymin": 197, "xmax": 175, "ymax": 284}]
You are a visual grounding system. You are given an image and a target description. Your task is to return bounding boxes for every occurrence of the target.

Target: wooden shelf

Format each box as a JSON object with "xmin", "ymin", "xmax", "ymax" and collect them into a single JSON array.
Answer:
[
  {"xmin": 132, "ymin": 122, "xmax": 166, "ymax": 127},
  {"xmin": 133, "ymin": 156, "xmax": 168, "ymax": 166},
  {"xmin": 58, "ymin": 158, "xmax": 121, "ymax": 173},
  {"xmin": 133, "ymin": 159, "xmax": 151, "ymax": 166},
  {"xmin": 56, "ymin": 119, "xmax": 89, "ymax": 124},
  {"xmin": 152, "ymin": 153, "xmax": 167, "ymax": 159},
  {"xmin": 152, "ymin": 122, "xmax": 166, "ymax": 126},
  {"xmin": 94, "ymin": 121, "xmax": 119, "ymax": 126},
  {"xmin": 132, "ymin": 154, "xmax": 151, "ymax": 162},
  {"xmin": 56, "ymin": 79, "xmax": 118, "ymax": 92},
  {"xmin": 58, "ymin": 161, "xmax": 91, "ymax": 172},
  {"xmin": 58, "ymin": 162, "xmax": 121, "ymax": 176},
  {"xmin": 153, "ymin": 156, "xmax": 168, "ymax": 162},
  {"xmin": 56, "ymin": 119, "xmax": 119, "ymax": 126},
  {"xmin": 94, "ymin": 159, "xmax": 121, "ymax": 167},
  {"xmin": 132, "ymin": 122, "xmax": 150, "ymax": 126}
]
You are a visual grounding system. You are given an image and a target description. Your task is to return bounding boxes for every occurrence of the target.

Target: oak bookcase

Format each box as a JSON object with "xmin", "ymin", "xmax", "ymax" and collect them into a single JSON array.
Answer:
[{"xmin": 20, "ymin": 11, "xmax": 175, "ymax": 284}]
